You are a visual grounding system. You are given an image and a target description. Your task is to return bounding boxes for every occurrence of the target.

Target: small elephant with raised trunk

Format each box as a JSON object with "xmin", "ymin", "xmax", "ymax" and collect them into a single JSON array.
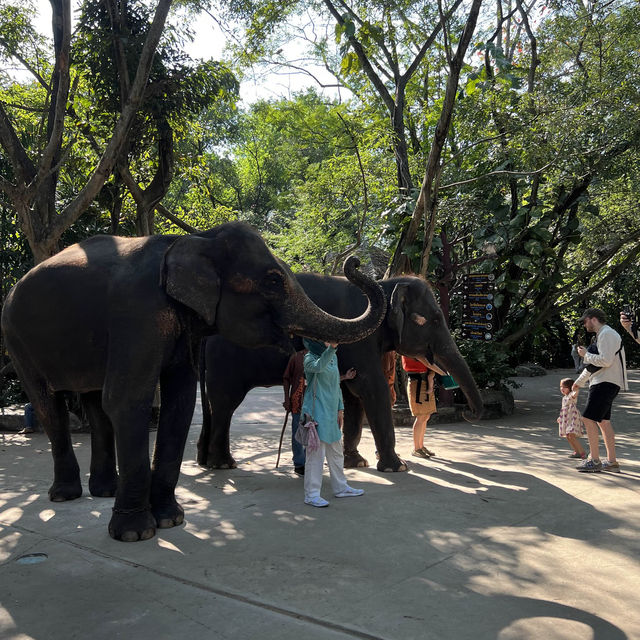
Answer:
[{"xmin": 198, "ymin": 274, "xmax": 483, "ymax": 473}]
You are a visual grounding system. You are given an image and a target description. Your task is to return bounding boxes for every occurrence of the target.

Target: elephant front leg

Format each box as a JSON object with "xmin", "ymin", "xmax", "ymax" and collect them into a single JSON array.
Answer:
[
  {"xmin": 342, "ymin": 391, "xmax": 368, "ymax": 468},
  {"xmin": 103, "ymin": 363, "xmax": 158, "ymax": 541},
  {"xmin": 150, "ymin": 365, "xmax": 198, "ymax": 528},
  {"xmin": 359, "ymin": 376, "xmax": 407, "ymax": 473},
  {"xmin": 108, "ymin": 409, "xmax": 156, "ymax": 541}
]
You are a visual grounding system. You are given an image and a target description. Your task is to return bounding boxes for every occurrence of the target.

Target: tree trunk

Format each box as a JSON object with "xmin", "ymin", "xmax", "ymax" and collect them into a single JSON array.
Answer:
[
  {"xmin": 392, "ymin": 101, "xmax": 414, "ymax": 194},
  {"xmin": 386, "ymin": 0, "xmax": 483, "ymax": 278},
  {"xmin": 0, "ymin": 0, "xmax": 174, "ymax": 263},
  {"xmin": 120, "ymin": 117, "xmax": 175, "ymax": 237}
]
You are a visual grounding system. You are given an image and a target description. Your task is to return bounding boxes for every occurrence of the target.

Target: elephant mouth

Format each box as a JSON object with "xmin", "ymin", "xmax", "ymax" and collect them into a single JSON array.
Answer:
[
  {"xmin": 415, "ymin": 355, "xmax": 446, "ymax": 376},
  {"xmin": 268, "ymin": 322, "xmax": 297, "ymax": 354}
]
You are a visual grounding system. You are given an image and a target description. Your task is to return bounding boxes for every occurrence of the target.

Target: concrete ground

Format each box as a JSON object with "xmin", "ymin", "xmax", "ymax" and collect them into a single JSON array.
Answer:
[{"xmin": 1, "ymin": 369, "xmax": 640, "ymax": 640}]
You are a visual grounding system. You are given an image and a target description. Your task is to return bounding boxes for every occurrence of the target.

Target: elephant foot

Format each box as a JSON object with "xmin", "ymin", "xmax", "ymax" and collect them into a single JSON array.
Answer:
[
  {"xmin": 344, "ymin": 451, "xmax": 369, "ymax": 468},
  {"xmin": 377, "ymin": 457, "xmax": 408, "ymax": 473},
  {"xmin": 89, "ymin": 473, "xmax": 118, "ymax": 498},
  {"xmin": 463, "ymin": 409, "xmax": 480, "ymax": 422},
  {"xmin": 205, "ymin": 455, "xmax": 238, "ymax": 470},
  {"xmin": 195, "ymin": 446, "xmax": 208, "ymax": 467},
  {"xmin": 109, "ymin": 508, "xmax": 156, "ymax": 542},
  {"xmin": 152, "ymin": 500, "xmax": 185, "ymax": 530},
  {"xmin": 48, "ymin": 479, "xmax": 82, "ymax": 502}
]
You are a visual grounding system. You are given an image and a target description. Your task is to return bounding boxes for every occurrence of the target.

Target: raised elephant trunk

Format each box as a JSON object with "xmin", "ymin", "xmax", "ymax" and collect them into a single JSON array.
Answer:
[
  {"xmin": 283, "ymin": 256, "xmax": 387, "ymax": 344},
  {"xmin": 434, "ymin": 344, "xmax": 484, "ymax": 419}
]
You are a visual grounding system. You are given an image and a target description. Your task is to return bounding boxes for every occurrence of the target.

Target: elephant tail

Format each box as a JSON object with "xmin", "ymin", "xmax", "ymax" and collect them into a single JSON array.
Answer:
[{"xmin": 197, "ymin": 338, "xmax": 211, "ymax": 466}]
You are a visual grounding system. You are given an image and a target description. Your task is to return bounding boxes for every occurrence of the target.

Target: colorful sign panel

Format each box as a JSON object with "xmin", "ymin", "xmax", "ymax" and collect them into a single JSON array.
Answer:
[{"xmin": 462, "ymin": 274, "xmax": 495, "ymax": 341}]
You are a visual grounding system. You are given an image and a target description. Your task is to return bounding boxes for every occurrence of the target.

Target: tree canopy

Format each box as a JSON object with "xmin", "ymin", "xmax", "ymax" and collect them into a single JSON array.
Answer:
[{"xmin": 3, "ymin": 0, "xmax": 640, "ymax": 382}]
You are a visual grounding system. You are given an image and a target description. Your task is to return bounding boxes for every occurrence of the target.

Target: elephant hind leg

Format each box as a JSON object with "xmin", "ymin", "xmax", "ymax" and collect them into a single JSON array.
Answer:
[
  {"xmin": 197, "ymin": 380, "xmax": 244, "ymax": 469},
  {"xmin": 28, "ymin": 382, "xmax": 82, "ymax": 501},
  {"xmin": 5, "ymin": 337, "xmax": 80, "ymax": 499},
  {"xmin": 81, "ymin": 391, "xmax": 118, "ymax": 497}
]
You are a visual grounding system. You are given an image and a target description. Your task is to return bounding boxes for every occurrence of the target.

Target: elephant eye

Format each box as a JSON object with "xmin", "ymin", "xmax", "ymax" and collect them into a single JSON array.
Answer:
[{"xmin": 262, "ymin": 271, "xmax": 284, "ymax": 290}]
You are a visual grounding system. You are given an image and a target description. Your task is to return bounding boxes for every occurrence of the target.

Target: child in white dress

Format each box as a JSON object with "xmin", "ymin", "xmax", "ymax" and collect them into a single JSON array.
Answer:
[{"xmin": 557, "ymin": 377, "xmax": 586, "ymax": 459}]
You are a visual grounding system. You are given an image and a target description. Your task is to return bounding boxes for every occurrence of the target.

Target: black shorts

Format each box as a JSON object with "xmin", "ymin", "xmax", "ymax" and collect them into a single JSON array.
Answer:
[{"xmin": 582, "ymin": 382, "xmax": 620, "ymax": 422}]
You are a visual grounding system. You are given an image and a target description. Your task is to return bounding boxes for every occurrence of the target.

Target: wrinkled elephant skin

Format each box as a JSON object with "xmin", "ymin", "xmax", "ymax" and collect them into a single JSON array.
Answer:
[{"xmin": 1, "ymin": 222, "xmax": 385, "ymax": 542}]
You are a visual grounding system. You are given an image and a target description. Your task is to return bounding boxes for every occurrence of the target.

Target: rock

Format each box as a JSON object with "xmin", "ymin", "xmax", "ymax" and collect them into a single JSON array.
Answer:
[
  {"xmin": 389, "ymin": 388, "xmax": 515, "ymax": 424},
  {"xmin": 0, "ymin": 404, "xmax": 85, "ymax": 432},
  {"xmin": 0, "ymin": 404, "xmax": 26, "ymax": 432},
  {"xmin": 0, "ymin": 413, "xmax": 25, "ymax": 431},
  {"xmin": 480, "ymin": 387, "xmax": 515, "ymax": 418},
  {"xmin": 515, "ymin": 363, "xmax": 547, "ymax": 377}
]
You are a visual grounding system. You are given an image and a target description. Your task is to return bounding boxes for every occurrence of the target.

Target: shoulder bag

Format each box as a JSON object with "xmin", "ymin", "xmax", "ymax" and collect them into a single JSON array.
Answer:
[{"xmin": 295, "ymin": 376, "xmax": 320, "ymax": 451}]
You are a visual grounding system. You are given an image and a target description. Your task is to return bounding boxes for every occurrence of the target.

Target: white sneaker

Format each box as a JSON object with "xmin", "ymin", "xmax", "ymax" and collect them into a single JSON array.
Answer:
[
  {"xmin": 304, "ymin": 496, "xmax": 329, "ymax": 507},
  {"xmin": 334, "ymin": 486, "xmax": 364, "ymax": 498}
]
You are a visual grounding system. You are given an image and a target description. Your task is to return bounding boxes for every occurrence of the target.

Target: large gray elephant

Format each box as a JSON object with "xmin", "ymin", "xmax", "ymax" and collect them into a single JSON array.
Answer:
[
  {"xmin": 197, "ymin": 274, "xmax": 483, "ymax": 472},
  {"xmin": 1, "ymin": 222, "xmax": 386, "ymax": 541}
]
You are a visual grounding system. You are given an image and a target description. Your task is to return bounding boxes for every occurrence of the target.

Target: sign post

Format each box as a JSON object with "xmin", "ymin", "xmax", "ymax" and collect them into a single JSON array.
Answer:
[{"xmin": 462, "ymin": 274, "xmax": 495, "ymax": 341}]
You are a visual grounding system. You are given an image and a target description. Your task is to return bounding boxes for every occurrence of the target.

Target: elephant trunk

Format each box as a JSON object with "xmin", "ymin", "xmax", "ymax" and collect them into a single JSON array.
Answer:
[
  {"xmin": 435, "ymin": 343, "xmax": 484, "ymax": 419},
  {"xmin": 283, "ymin": 256, "xmax": 387, "ymax": 344}
]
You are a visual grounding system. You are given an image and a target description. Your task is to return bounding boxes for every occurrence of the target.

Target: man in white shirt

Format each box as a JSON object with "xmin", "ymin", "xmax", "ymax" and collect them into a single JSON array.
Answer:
[{"xmin": 572, "ymin": 308, "xmax": 626, "ymax": 473}]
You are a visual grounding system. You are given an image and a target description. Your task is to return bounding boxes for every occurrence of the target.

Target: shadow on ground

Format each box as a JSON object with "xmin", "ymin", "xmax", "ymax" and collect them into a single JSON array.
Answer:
[{"xmin": 1, "ymin": 369, "xmax": 639, "ymax": 639}]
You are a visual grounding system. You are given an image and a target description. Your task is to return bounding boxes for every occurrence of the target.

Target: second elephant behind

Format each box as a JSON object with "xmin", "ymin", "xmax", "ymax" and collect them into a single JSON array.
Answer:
[{"xmin": 198, "ymin": 274, "xmax": 483, "ymax": 472}]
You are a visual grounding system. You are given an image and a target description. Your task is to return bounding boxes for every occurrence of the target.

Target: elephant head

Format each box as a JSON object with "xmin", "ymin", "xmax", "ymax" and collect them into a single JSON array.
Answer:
[
  {"xmin": 161, "ymin": 222, "xmax": 386, "ymax": 349},
  {"xmin": 387, "ymin": 276, "xmax": 483, "ymax": 419}
]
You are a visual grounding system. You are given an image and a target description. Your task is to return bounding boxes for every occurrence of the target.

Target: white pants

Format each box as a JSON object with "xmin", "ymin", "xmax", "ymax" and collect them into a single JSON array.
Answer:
[{"xmin": 304, "ymin": 440, "xmax": 349, "ymax": 500}]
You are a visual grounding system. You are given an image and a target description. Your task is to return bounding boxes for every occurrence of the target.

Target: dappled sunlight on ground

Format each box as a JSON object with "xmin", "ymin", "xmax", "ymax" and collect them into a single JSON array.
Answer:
[
  {"xmin": 409, "ymin": 462, "xmax": 529, "ymax": 496},
  {"xmin": 497, "ymin": 617, "xmax": 595, "ymax": 640},
  {"xmin": 1, "ymin": 374, "xmax": 639, "ymax": 639}
]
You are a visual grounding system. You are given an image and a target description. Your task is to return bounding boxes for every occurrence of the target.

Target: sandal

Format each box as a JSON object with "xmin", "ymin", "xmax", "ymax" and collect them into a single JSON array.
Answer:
[
  {"xmin": 412, "ymin": 448, "xmax": 430, "ymax": 459},
  {"xmin": 421, "ymin": 447, "xmax": 435, "ymax": 457}
]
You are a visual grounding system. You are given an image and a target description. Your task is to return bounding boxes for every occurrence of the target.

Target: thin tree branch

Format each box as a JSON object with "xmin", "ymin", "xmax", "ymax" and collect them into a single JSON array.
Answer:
[
  {"xmin": 0, "ymin": 101, "xmax": 37, "ymax": 187},
  {"xmin": 502, "ymin": 242, "xmax": 640, "ymax": 346},
  {"xmin": 322, "ymin": 0, "xmax": 395, "ymax": 113},
  {"xmin": 155, "ymin": 203, "xmax": 199, "ymax": 234},
  {"xmin": 0, "ymin": 37, "xmax": 49, "ymax": 89},
  {"xmin": 402, "ymin": 0, "xmax": 464, "ymax": 87},
  {"xmin": 440, "ymin": 160, "xmax": 556, "ymax": 190}
]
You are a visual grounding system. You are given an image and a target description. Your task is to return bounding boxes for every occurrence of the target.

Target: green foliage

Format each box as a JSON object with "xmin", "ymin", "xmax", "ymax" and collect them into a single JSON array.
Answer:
[
  {"xmin": 425, "ymin": 0, "xmax": 640, "ymax": 363},
  {"xmin": 457, "ymin": 339, "xmax": 519, "ymax": 390},
  {"xmin": 0, "ymin": 377, "xmax": 26, "ymax": 406},
  {"xmin": 4, "ymin": 0, "xmax": 640, "ymax": 392},
  {"xmin": 0, "ymin": 203, "xmax": 31, "ymax": 293},
  {"xmin": 0, "ymin": 1, "xmax": 48, "ymax": 70}
]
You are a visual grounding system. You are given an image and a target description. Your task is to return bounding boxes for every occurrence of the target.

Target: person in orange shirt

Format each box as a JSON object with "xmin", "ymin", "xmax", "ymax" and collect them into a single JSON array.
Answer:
[{"xmin": 402, "ymin": 356, "xmax": 437, "ymax": 459}]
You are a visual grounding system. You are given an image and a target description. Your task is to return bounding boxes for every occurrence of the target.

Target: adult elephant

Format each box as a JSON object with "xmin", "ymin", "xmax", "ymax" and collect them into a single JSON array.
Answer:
[
  {"xmin": 1, "ymin": 222, "xmax": 386, "ymax": 541},
  {"xmin": 197, "ymin": 274, "xmax": 483, "ymax": 472}
]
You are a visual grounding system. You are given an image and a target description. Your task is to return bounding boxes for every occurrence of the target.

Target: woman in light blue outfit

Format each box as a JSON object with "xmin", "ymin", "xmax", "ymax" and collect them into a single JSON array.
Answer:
[{"xmin": 301, "ymin": 338, "xmax": 364, "ymax": 507}]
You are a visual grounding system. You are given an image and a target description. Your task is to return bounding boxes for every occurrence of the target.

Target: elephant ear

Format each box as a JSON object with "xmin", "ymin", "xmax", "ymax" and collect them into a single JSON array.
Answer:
[
  {"xmin": 160, "ymin": 236, "xmax": 221, "ymax": 326},
  {"xmin": 388, "ymin": 282, "xmax": 410, "ymax": 344}
]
